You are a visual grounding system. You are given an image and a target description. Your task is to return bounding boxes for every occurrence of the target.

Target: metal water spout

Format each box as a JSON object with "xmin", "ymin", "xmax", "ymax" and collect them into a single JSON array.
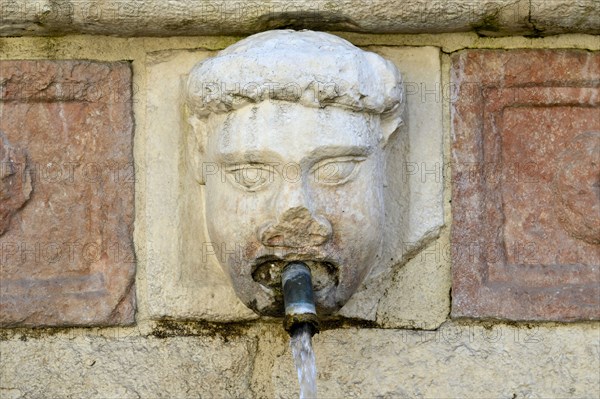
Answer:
[
  {"xmin": 282, "ymin": 262, "xmax": 319, "ymax": 398},
  {"xmin": 281, "ymin": 262, "xmax": 319, "ymax": 337}
]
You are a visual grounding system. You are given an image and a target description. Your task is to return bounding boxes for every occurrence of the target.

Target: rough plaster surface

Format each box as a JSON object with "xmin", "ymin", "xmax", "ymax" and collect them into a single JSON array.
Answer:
[
  {"xmin": 0, "ymin": 333, "xmax": 257, "ymax": 398},
  {"xmin": 273, "ymin": 323, "xmax": 600, "ymax": 398},
  {"xmin": 143, "ymin": 44, "xmax": 444, "ymax": 324}
]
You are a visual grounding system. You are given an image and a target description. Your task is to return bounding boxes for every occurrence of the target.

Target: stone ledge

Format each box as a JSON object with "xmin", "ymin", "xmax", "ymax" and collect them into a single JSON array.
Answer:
[{"xmin": 0, "ymin": 0, "xmax": 598, "ymax": 37}]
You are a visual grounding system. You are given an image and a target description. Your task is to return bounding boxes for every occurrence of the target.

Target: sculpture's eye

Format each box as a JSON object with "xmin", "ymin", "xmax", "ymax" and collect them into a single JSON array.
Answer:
[
  {"xmin": 311, "ymin": 157, "xmax": 365, "ymax": 186},
  {"xmin": 225, "ymin": 164, "xmax": 274, "ymax": 192}
]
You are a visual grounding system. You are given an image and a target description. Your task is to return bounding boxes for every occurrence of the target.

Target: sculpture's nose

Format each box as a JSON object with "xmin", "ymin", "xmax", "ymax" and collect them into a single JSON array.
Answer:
[
  {"xmin": 259, "ymin": 182, "xmax": 332, "ymax": 248},
  {"xmin": 260, "ymin": 206, "xmax": 332, "ymax": 247}
]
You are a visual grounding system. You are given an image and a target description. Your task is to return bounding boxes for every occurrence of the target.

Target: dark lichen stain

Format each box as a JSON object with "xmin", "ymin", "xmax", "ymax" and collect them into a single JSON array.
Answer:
[
  {"xmin": 151, "ymin": 316, "xmax": 378, "ymax": 340},
  {"xmin": 2, "ymin": 315, "xmax": 586, "ymax": 342},
  {"xmin": 0, "ymin": 326, "xmax": 65, "ymax": 341},
  {"xmin": 523, "ymin": 27, "xmax": 546, "ymax": 39},
  {"xmin": 151, "ymin": 319, "xmax": 253, "ymax": 342},
  {"xmin": 318, "ymin": 317, "xmax": 378, "ymax": 332},
  {"xmin": 472, "ymin": 13, "xmax": 501, "ymax": 35}
]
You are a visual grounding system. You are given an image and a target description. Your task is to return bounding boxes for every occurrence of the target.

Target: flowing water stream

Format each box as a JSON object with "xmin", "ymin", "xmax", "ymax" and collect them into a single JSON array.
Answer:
[{"xmin": 290, "ymin": 324, "xmax": 317, "ymax": 399}]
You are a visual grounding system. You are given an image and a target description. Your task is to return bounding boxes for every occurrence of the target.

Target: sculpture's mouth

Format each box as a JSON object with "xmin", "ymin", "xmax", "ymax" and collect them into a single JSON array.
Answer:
[{"xmin": 251, "ymin": 256, "xmax": 339, "ymax": 293}]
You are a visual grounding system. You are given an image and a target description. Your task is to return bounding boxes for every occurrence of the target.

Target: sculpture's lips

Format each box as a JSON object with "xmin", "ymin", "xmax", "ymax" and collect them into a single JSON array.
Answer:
[{"xmin": 251, "ymin": 257, "xmax": 339, "ymax": 292}]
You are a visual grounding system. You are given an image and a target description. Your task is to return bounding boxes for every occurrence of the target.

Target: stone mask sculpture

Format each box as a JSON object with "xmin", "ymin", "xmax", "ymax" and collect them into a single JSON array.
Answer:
[{"xmin": 185, "ymin": 30, "xmax": 404, "ymax": 316}]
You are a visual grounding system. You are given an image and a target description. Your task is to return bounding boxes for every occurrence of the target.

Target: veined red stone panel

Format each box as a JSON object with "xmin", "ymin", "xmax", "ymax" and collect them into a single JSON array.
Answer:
[
  {"xmin": 0, "ymin": 60, "xmax": 135, "ymax": 327},
  {"xmin": 451, "ymin": 50, "xmax": 600, "ymax": 321}
]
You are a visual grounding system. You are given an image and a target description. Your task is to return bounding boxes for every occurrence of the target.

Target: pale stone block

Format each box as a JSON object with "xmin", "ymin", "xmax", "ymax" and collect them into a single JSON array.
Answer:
[
  {"xmin": 375, "ymin": 233, "xmax": 451, "ymax": 329},
  {"xmin": 339, "ymin": 46, "xmax": 445, "ymax": 323},
  {"xmin": 0, "ymin": 334, "xmax": 256, "ymax": 398},
  {"xmin": 531, "ymin": 0, "xmax": 600, "ymax": 35},
  {"xmin": 144, "ymin": 49, "xmax": 257, "ymax": 322},
  {"xmin": 273, "ymin": 323, "xmax": 600, "ymax": 398},
  {"xmin": 143, "ymin": 44, "xmax": 444, "ymax": 324}
]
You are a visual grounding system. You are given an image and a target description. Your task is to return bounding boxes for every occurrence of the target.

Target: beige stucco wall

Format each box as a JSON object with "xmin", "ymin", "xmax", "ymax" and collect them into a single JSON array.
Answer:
[{"xmin": 1, "ymin": 33, "xmax": 599, "ymax": 398}]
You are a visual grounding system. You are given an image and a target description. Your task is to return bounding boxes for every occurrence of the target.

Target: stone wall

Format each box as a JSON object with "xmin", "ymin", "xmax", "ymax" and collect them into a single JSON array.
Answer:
[
  {"xmin": 1, "ymin": 21, "xmax": 599, "ymax": 399},
  {"xmin": 1, "ymin": 0, "xmax": 599, "ymax": 36}
]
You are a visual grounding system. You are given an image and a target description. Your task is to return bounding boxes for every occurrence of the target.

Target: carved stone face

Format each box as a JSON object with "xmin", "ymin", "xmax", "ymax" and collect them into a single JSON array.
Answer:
[{"xmin": 203, "ymin": 101, "xmax": 385, "ymax": 315}]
